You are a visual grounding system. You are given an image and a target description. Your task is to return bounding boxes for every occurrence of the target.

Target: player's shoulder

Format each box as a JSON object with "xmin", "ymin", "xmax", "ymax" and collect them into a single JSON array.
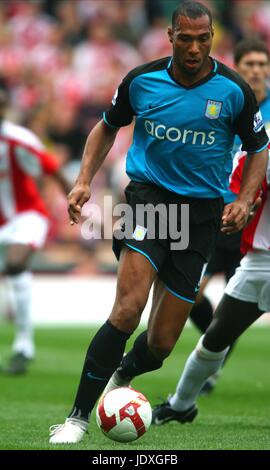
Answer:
[
  {"xmin": 1, "ymin": 120, "xmax": 44, "ymax": 150},
  {"xmin": 124, "ymin": 57, "xmax": 171, "ymax": 84},
  {"xmin": 215, "ymin": 60, "xmax": 252, "ymax": 95}
]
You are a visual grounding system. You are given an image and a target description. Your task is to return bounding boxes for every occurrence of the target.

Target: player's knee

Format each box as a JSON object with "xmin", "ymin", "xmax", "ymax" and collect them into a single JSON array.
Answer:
[
  {"xmin": 110, "ymin": 292, "xmax": 146, "ymax": 332},
  {"xmin": 110, "ymin": 306, "xmax": 140, "ymax": 332},
  {"xmin": 148, "ymin": 335, "xmax": 175, "ymax": 360},
  {"xmin": 5, "ymin": 262, "xmax": 26, "ymax": 276}
]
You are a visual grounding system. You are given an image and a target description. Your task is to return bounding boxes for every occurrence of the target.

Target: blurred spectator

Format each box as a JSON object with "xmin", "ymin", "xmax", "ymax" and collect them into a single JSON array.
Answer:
[
  {"xmin": 72, "ymin": 15, "xmax": 141, "ymax": 103},
  {"xmin": 54, "ymin": 1, "xmax": 85, "ymax": 46},
  {"xmin": 145, "ymin": 0, "xmax": 166, "ymax": 25},
  {"xmin": 139, "ymin": 20, "xmax": 171, "ymax": 62},
  {"xmin": 212, "ymin": 24, "xmax": 235, "ymax": 68},
  {"xmin": 47, "ymin": 101, "xmax": 88, "ymax": 162},
  {"xmin": 9, "ymin": 0, "xmax": 56, "ymax": 50},
  {"xmin": 27, "ymin": 23, "xmax": 64, "ymax": 75},
  {"xmin": 0, "ymin": 27, "xmax": 25, "ymax": 87},
  {"xmin": 11, "ymin": 66, "xmax": 53, "ymax": 121}
]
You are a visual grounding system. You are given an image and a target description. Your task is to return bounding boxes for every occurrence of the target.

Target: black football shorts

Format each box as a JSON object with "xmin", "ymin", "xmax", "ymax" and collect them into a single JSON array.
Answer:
[{"xmin": 113, "ymin": 180, "xmax": 223, "ymax": 303}]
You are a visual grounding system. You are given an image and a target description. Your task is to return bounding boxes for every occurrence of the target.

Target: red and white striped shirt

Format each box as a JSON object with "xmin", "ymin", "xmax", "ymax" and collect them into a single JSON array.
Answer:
[
  {"xmin": 0, "ymin": 120, "xmax": 59, "ymax": 226},
  {"xmin": 230, "ymin": 147, "xmax": 270, "ymax": 254}
]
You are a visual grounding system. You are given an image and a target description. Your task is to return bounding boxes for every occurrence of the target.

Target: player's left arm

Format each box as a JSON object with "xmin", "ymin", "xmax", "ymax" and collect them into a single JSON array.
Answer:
[{"xmin": 222, "ymin": 83, "xmax": 269, "ymax": 234}]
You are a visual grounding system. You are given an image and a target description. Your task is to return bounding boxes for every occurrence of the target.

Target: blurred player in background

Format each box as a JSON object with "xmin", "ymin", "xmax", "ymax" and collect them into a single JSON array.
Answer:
[
  {"xmin": 234, "ymin": 38, "xmax": 270, "ymax": 136},
  {"xmin": 49, "ymin": 2, "xmax": 269, "ymax": 444},
  {"xmin": 0, "ymin": 89, "xmax": 70, "ymax": 375},
  {"xmin": 152, "ymin": 138, "xmax": 270, "ymax": 425},
  {"xmin": 188, "ymin": 37, "xmax": 270, "ymax": 395}
]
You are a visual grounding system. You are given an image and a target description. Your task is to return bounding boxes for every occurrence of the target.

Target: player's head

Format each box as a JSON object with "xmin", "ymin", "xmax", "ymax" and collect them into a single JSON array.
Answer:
[
  {"xmin": 0, "ymin": 88, "xmax": 8, "ymax": 124},
  {"xmin": 168, "ymin": 1, "xmax": 214, "ymax": 75},
  {"xmin": 234, "ymin": 38, "xmax": 270, "ymax": 94}
]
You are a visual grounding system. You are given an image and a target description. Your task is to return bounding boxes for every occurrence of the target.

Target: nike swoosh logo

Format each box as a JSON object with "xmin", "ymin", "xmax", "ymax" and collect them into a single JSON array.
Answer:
[
  {"xmin": 153, "ymin": 416, "xmax": 173, "ymax": 425},
  {"xmin": 149, "ymin": 103, "xmax": 160, "ymax": 109},
  {"xmin": 87, "ymin": 372, "xmax": 107, "ymax": 381}
]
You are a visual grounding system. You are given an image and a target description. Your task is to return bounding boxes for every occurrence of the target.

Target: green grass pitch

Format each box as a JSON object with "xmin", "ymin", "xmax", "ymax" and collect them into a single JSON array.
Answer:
[{"xmin": 1, "ymin": 324, "xmax": 270, "ymax": 450}]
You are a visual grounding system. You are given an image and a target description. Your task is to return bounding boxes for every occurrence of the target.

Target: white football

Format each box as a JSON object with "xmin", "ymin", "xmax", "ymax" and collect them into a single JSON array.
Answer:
[{"xmin": 96, "ymin": 387, "xmax": 152, "ymax": 443}]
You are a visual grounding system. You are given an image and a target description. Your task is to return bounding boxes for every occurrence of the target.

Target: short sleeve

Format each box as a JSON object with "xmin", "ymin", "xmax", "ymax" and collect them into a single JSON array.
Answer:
[
  {"xmin": 39, "ymin": 149, "xmax": 60, "ymax": 174},
  {"xmin": 103, "ymin": 75, "xmax": 134, "ymax": 128},
  {"xmin": 15, "ymin": 142, "xmax": 60, "ymax": 177},
  {"xmin": 234, "ymin": 84, "xmax": 269, "ymax": 153}
]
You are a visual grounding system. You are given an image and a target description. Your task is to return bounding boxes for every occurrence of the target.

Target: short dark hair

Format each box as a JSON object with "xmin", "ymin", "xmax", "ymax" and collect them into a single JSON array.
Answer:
[
  {"xmin": 234, "ymin": 38, "xmax": 270, "ymax": 64},
  {"xmin": 172, "ymin": 1, "xmax": 212, "ymax": 29}
]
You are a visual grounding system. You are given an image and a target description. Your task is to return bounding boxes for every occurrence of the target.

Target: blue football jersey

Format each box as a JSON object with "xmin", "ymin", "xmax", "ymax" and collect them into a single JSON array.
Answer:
[{"xmin": 104, "ymin": 57, "xmax": 269, "ymax": 199}]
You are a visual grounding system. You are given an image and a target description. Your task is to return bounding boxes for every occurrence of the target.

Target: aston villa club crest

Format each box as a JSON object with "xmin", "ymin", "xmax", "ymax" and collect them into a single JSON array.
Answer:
[
  {"xmin": 205, "ymin": 100, "xmax": 223, "ymax": 119},
  {"xmin": 133, "ymin": 225, "xmax": 148, "ymax": 241}
]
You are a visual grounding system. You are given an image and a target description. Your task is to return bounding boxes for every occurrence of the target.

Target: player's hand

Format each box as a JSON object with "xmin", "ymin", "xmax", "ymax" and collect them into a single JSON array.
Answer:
[
  {"xmin": 67, "ymin": 183, "xmax": 91, "ymax": 225},
  {"xmin": 221, "ymin": 199, "xmax": 251, "ymax": 234}
]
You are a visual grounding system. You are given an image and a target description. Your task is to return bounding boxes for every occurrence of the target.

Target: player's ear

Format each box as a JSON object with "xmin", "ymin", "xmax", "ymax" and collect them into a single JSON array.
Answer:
[
  {"xmin": 168, "ymin": 26, "xmax": 173, "ymax": 43},
  {"xmin": 211, "ymin": 27, "xmax": 214, "ymax": 39}
]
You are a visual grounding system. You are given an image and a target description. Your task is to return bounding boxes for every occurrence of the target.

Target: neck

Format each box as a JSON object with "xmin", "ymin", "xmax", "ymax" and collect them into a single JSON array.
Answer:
[
  {"xmin": 254, "ymin": 87, "xmax": 267, "ymax": 104},
  {"xmin": 171, "ymin": 57, "xmax": 213, "ymax": 86}
]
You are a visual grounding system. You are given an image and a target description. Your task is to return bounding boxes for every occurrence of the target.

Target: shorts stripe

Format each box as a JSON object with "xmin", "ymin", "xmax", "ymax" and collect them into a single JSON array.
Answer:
[
  {"xmin": 165, "ymin": 286, "xmax": 195, "ymax": 304},
  {"xmin": 125, "ymin": 243, "xmax": 159, "ymax": 272},
  {"xmin": 103, "ymin": 112, "xmax": 119, "ymax": 129}
]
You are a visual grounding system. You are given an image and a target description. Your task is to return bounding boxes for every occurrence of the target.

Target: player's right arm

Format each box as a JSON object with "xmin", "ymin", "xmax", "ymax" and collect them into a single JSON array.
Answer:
[
  {"xmin": 67, "ymin": 120, "xmax": 119, "ymax": 225},
  {"xmin": 68, "ymin": 73, "xmax": 135, "ymax": 225}
]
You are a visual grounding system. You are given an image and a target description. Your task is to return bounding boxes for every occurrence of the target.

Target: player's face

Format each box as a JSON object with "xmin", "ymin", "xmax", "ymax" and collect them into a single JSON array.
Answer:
[
  {"xmin": 168, "ymin": 15, "xmax": 213, "ymax": 75},
  {"xmin": 236, "ymin": 52, "xmax": 270, "ymax": 93}
]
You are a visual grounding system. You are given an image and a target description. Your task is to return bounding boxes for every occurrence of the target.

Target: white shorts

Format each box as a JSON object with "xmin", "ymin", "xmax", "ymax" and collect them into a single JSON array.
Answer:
[
  {"xmin": 225, "ymin": 251, "xmax": 270, "ymax": 312},
  {"xmin": 0, "ymin": 211, "xmax": 49, "ymax": 249}
]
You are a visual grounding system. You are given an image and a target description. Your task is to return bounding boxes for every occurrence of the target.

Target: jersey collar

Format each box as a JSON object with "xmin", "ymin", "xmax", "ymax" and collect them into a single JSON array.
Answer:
[{"xmin": 167, "ymin": 56, "xmax": 217, "ymax": 89}]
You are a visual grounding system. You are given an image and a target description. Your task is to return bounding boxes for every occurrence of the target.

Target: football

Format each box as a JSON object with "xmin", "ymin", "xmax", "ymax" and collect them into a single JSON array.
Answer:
[{"xmin": 96, "ymin": 387, "xmax": 152, "ymax": 443}]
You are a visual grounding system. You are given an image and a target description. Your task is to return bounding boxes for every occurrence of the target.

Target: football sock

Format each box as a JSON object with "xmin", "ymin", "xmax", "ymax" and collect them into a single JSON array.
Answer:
[
  {"xmin": 69, "ymin": 320, "xmax": 131, "ymax": 421},
  {"xmin": 189, "ymin": 296, "xmax": 213, "ymax": 334},
  {"xmin": 118, "ymin": 330, "xmax": 163, "ymax": 380},
  {"xmin": 6, "ymin": 272, "xmax": 35, "ymax": 359},
  {"xmin": 169, "ymin": 335, "xmax": 229, "ymax": 411}
]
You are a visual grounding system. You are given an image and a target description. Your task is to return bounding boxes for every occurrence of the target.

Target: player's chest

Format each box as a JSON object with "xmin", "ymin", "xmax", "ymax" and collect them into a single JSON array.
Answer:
[{"xmin": 133, "ymin": 87, "xmax": 232, "ymax": 130}]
